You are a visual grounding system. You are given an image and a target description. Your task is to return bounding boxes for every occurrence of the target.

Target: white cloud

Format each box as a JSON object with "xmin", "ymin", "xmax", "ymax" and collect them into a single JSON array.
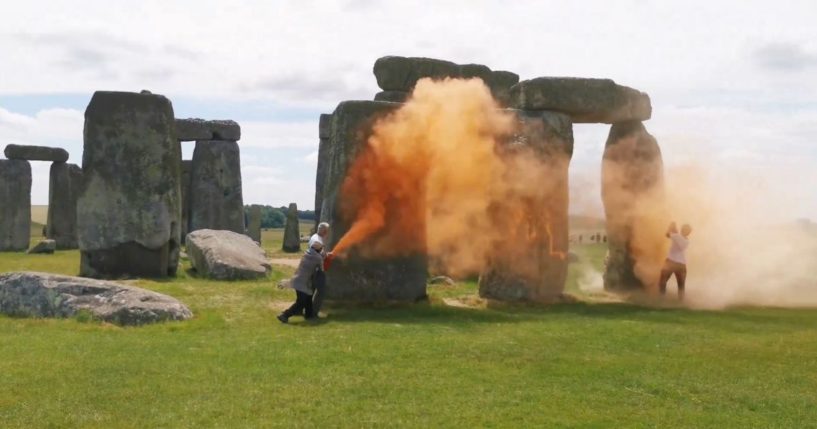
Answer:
[
  {"xmin": 240, "ymin": 120, "xmax": 317, "ymax": 148},
  {"xmin": 303, "ymin": 150, "xmax": 318, "ymax": 165},
  {"xmin": 1, "ymin": 1, "xmax": 816, "ymax": 217}
]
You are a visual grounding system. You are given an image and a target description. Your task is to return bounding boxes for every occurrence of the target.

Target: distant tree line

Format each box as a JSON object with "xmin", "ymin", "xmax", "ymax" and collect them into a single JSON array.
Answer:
[{"xmin": 243, "ymin": 205, "xmax": 315, "ymax": 229}]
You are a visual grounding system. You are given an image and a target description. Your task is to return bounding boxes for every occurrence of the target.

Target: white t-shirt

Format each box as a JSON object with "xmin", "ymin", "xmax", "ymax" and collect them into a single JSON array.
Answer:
[
  {"xmin": 308, "ymin": 233, "xmax": 324, "ymax": 249},
  {"xmin": 667, "ymin": 233, "xmax": 689, "ymax": 264}
]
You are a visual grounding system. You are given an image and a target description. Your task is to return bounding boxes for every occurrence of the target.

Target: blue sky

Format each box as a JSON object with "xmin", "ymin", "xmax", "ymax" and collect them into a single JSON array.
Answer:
[{"xmin": 1, "ymin": 0, "xmax": 816, "ymax": 219}]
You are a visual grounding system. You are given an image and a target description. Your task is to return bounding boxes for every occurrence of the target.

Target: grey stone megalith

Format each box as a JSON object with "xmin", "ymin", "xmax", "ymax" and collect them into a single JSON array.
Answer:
[
  {"xmin": 47, "ymin": 162, "xmax": 82, "ymax": 249},
  {"xmin": 372, "ymin": 56, "xmax": 519, "ymax": 106},
  {"xmin": 508, "ymin": 77, "xmax": 652, "ymax": 124},
  {"xmin": 180, "ymin": 160, "xmax": 192, "ymax": 242},
  {"xmin": 314, "ymin": 113, "xmax": 332, "ymax": 230},
  {"xmin": 77, "ymin": 91, "xmax": 182, "ymax": 278},
  {"xmin": 282, "ymin": 203, "xmax": 300, "ymax": 252},
  {"xmin": 4, "ymin": 144, "xmax": 69, "ymax": 162},
  {"xmin": 319, "ymin": 100, "xmax": 428, "ymax": 302},
  {"xmin": 247, "ymin": 204, "xmax": 262, "ymax": 244},
  {"xmin": 478, "ymin": 110, "xmax": 574, "ymax": 301},
  {"xmin": 601, "ymin": 121, "xmax": 666, "ymax": 292},
  {"xmin": 189, "ymin": 140, "xmax": 244, "ymax": 234},
  {"xmin": 0, "ymin": 159, "xmax": 32, "ymax": 251}
]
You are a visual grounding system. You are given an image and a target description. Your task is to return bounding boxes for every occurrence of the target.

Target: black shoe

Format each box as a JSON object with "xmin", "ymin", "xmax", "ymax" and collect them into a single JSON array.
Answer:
[{"xmin": 276, "ymin": 314, "xmax": 288, "ymax": 324}]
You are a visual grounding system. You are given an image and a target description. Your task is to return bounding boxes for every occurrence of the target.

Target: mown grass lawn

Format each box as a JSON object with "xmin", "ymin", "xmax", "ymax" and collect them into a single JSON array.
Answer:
[{"xmin": 1, "ymin": 242, "xmax": 816, "ymax": 428}]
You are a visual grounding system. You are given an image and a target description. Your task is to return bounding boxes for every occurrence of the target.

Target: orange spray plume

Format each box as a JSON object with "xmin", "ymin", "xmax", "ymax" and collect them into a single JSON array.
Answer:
[{"xmin": 331, "ymin": 77, "xmax": 570, "ymax": 279}]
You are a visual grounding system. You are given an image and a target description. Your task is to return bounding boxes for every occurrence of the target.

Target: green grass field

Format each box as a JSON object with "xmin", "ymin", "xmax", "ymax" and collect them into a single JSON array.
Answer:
[{"xmin": 1, "ymin": 228, "xmax": 816, "ymax": 427}]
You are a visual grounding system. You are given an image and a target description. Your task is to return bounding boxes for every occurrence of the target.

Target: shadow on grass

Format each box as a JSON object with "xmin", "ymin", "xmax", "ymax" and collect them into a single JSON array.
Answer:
[
  {"xmin": 320, "ymin": 300, "xmax": 691, "ymax": 326},
  {"xmin": 314, "ymin": 299, "xmax": 817, "ymax": 334}
]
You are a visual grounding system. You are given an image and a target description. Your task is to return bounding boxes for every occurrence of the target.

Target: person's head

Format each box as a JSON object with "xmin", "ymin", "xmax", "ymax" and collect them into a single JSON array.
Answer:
[
  {"xmin": 317, "ymin": 222, "xmax": 330, "ymax": 237},
  {"xmin": 681, "ymin": 224, "xmax": 692, "ymax": 237}
]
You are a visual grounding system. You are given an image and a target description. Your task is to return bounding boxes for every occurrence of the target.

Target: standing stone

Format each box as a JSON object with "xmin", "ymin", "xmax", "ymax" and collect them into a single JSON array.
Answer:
[
  {"xmin": 478, "ymin": 110, "xmax": 574, "ymax": 301},
  {"xmin": 247, "ymin": 205, "xmax": 262, "ymax": 244},
  {"xmin": 180, "ymin": 160, "xmax": 192, "ymax": 242},
  {"xmin": 314, "ymin": 113, "xmax": 332, "ymax": 229},
  {"xmin": 0, "ymin": 160, "xmax": 32, "ymax": 252},
  {"xmin": 509, "ymin": 77, "xmax": 652, "ymax": 124},
  {"xmin": 602, "ymin": 121, "xmax": 666, "ymax": 292},
  {"xmin": 320, "ymin": 100, "xmax": 427, "ymax": 302},
  {"xmin": 282, "ymin": 203, "xmax": 300, "ymax": 252},
  {"xmin": 47, "ymin": 163, "xmax": 82, "ymax": 249},
  {"xmin": 4, "ymin": 144, "xmax": 69, "ymax": 162},
  {"xmin": 189, "ymin": 140, "xmax": 244, "ymax": 234},
  {"xmin": 77, "ymin": 91, "xmax": 182, "ymax": 278}
]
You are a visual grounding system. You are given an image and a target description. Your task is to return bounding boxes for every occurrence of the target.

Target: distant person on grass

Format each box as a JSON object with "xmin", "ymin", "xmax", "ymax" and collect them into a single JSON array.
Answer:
[
  {"xmin": 309, "ymin": 222, "xmax": 330, "ymax": 318},
  {"xmin": 659, "ymin": 222, "xmax": 692, "ymax": 300},
  {"xmin": 277, "ymin": 240, "xmax": 325, "ymax": 323}
]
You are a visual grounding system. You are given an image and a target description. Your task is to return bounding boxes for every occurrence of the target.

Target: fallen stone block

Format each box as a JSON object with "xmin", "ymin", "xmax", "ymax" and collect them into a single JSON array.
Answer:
[
  {"xmin": 186, "ymin": 229, "xmax": 271, "ymax": 280},
  {"xmin": 0, "ymin": 272, "xmax": 193, "ymax": 325},
  {"xmin": 27, "ymin": 239, "xmax": 56, "ymax": 254}
]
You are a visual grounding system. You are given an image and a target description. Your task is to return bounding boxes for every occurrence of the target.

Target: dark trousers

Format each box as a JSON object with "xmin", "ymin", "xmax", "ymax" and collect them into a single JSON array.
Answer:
[
  {"xmin": 312, "ymin": 270, "xmax": 326, "ymax": 316},
  {"xmin": 281, "ymin": 290, "xmax": 314, "ymax": 320},
  {"xmin": 660, "ymin": 260, "xmax": 687, "ymax": 300}
]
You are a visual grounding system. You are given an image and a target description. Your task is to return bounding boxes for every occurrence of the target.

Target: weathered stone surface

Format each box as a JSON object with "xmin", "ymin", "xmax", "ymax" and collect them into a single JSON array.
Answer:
[
  {"xmin": 486, "ymin": 70, "xmax": 520, "ymax": 106},
  {"xmin": 0, "ymin": 272, "xmax": 192, "ymax": 325},
  {"xmin": 175, "ymin": 118, "xmax": 241, "ymax": 141},
  {"xmin": 247, "ymin": 205, "xmax": 262, "ymax": 243},
  {"xmin": 318, "ymin": 113, "xmax": 332, "ymax": 139},
  {"xmin": 374, "ymin": 56, "xmax": 460, "ymax": 91},
  {"xmin": 189, "ymin": 140, "xmax": 244, "ymax": 234},
  {"xmin": 602, "ymin": 121, "xmax": 666, "ymax": 292},
  {"xmin": 479, "ymin": 110, "xmax": 573, "ymax": 302},
  {"xmin": 509, "ymin": 77, "xmax": 652, "ymax": 123},
  {"xmin": 372, "ymin": 56, "xmax": 518, "ymax": 105},
  {"xmin": 321, "ymin": 100, "xmax": 427, "ymax": 302},
  {"xmin": 282, "ymin": 203, "xmax": 300, "ymax": 252},
  {"xmin": 0, "ymin": 159, "xmax": 31, "ymax": 251},
  {"xmin": 78, "ymin": 91, "xmax": 181, "ymax": 278},
  {"xmin": 314, "ymin": 113, "xmax": 333, "ymax": 228},
  {"xmin": 27, "ymin": 239, "xmax": 56, "ymax": 254},
  {"xmin": 186, "ymin": 229, "xmax": 271, "ymax": 280},
  {"xmin": 4, "ymin": 144, "xmax": 69, "ymax": 162},
  {"xmin": 374, "ymin": 91, "xmax": 409, "ymax": 103},
  {"xmin": 180, "ymin": 160, "xmax": 192, "ymax": 242},
  {"xmin": 47, "ymin": 163, "xmax": 82, "ymax": 249}
]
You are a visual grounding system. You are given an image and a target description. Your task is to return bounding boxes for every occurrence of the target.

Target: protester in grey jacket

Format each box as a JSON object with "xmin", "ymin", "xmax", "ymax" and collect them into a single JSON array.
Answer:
[{"xmin": 277, "ymin": 241, "xmax": 325, "ymax": 323}]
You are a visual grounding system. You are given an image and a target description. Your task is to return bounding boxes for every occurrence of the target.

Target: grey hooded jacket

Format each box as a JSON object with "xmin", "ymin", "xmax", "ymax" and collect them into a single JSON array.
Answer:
[{"xmin": 290, "ymin": 248, "xmax": 324, "ymax": 294}]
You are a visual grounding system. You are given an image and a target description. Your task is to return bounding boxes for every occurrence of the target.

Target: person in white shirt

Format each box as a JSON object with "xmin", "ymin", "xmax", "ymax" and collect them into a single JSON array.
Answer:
[
  {"xmin": 659, "ymin": 222, "xmax": 692, "ymax": 300},
  {"xmin": 308, "ymin": 222, "xmax": 329, "ymax": 249}
]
